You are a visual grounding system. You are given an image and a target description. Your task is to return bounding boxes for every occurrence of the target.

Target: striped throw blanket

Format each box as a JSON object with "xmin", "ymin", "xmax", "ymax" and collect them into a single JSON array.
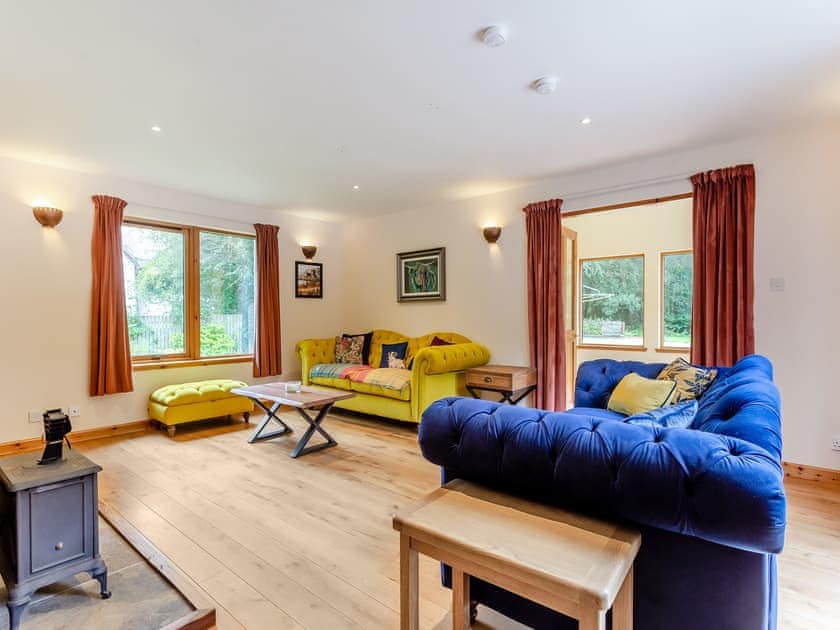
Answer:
[{"xmin": 310, "ymin": 363, "xmax": 411, "ymax": 392}]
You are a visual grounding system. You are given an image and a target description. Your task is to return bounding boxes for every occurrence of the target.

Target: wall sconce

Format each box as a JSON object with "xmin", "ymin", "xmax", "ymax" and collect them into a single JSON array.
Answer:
[
  {"xmin": 482, "ymin": 226, "xmax": 502, "ymax": 244},
  {"xmin": 301, "ymin": 244, "xmax": 317, "ymax": 260},
  {"xmin": 33, "ymin": 206, "xmax": 64, "ymax": 228}
]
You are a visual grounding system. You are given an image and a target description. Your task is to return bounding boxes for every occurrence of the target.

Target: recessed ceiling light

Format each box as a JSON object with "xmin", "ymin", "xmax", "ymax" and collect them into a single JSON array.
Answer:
[
  {"xmin": 580, "ymin": 117, "xmax": 592, "ymax": 125},
  {"xmin": 532, "ymin": 76, "xmax": 557, "ymax": 95},
  {"xmin": 352, "ymin": 185, "xmax": 360, "ymax": 190},
  {"xmin": 150, "ymin": 125, "xmax": 162, "ymax": 133},
  {"xmin": 480, "ymin": 25, "xmax": 508, "ymax": 48}
]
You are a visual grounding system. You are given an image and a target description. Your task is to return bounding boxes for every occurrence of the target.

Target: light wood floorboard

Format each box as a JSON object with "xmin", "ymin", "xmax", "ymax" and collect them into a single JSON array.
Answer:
[{"xmin": 77, "ymin": 411, "xmax": 839, "ymax": 630}]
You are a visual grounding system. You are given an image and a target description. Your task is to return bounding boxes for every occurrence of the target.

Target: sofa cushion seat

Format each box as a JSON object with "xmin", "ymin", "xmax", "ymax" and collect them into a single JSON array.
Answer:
[
  {"xmin": 349, "ymin": 378, "xmax": 411, "ymax": 401},
  {"xmin": 309, "ymin": 363, "xmax": 411, "ymax": 399},
  {"xmin": 310, "ymin": 376, "xmax": 352, "ymax": 390}
]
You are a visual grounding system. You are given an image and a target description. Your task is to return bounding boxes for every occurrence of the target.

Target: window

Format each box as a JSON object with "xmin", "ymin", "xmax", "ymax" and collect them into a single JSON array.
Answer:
[
  {"xmin": 580, "ymin": 255, "xmax": 644, "ymax": 347},
  {"xmin": 122, "ymin": 220, "xmax": 255, "ymax": 363},
  {"xmin": 661, "ymin": 251, "xmax": 693, "ymax": 349}
]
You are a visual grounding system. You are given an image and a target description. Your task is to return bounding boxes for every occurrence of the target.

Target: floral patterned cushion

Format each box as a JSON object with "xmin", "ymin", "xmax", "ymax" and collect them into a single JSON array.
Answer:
[
  {"xmin": 335, "ymin": 335, "xmax": 364, "ymax": 364},
  {"xmin": 657, "ymin": 357, "xmax": 718, "ymax": 403}
]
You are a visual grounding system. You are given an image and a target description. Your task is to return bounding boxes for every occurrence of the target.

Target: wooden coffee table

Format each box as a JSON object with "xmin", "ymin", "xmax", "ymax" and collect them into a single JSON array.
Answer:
[
  {"xmin": 231, "ymin": 384, "xmax": 354, "ymax": 458},
  {"xmin": 393, "ymin": 480, "xmax": 640, "ymax": 630}
]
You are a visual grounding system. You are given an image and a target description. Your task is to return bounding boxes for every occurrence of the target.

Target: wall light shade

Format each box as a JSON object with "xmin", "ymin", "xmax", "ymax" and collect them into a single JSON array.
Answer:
[
  {"xmin": 301, "ymin": 244, "xmax": 317, "ymax": 260},
  {"xmin": 33, "ymin": 206, "xmax": 63, "ymax": 228},
  {"xmin": 482, "ymin": 226, "xmax": 502, "ymax": 244}
]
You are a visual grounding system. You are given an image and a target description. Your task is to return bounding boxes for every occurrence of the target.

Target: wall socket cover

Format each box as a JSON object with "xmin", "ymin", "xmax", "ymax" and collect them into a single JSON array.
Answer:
[
  {"xmin": 832, "ymin": 435, "xmax": 840, "ymax": 451},
  {"xmin": 27, "ymin": 410, "xmax": 41, "ymax": 423},
  {"xmin": 69, "ymin": 406, "xmax": 80, "ymax": 418}
]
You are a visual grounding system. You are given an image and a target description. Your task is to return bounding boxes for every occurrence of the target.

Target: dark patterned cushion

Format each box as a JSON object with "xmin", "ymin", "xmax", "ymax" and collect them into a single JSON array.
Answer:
[
  {"xmin": 379, "ymin": 341, "xmax": 408, "ymax": 368},
  {"xmin": 657, "ymin": 358, "xmax": 717, "ymax": 403},
  {"xmin": 335, "ymin": 335, "xmax": 363, "ymax": 364},
  {"xmin": 342, "ymin": 332, "xmax": 373, "ymax": 364}
]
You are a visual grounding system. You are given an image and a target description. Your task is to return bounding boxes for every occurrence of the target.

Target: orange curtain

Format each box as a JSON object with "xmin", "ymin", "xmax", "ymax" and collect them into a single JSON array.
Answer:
[
  {"xmin": 690, "ymin": 164, "xmax": 756, "ymax": 366},
  {"xmin": 253, "ymin": 223, "xmax": 283, "ymax": 377},
  {"xmin": 89, "ymin": 195, "xmax": 133, "ymax": 396},
  {"xmin": 523, "ymin": 198, "xmax": 566, "ymax": 411}
]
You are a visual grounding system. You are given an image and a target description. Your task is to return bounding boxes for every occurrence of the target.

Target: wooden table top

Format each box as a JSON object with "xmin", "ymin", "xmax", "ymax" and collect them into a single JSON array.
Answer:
[
  {"xmin": 231, "ymin": 383, "xmax": 355, "ymax": 409},
  {"xmin": 393, "ymin": 480, "xmax": 640, "ymax": 609},
  {"xmin": 0, "ymin": 449, "xmax": 102, "ymax": 492}
]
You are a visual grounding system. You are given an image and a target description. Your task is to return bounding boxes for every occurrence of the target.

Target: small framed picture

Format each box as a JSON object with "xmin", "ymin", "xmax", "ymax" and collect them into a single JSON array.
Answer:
[
  {"xmin": 396, "ymin": 247, "xmax": 446, "ymax": 302},
  {"xmin": 295, "ymin": 261, "xmax": 323, "ymax": 298}
]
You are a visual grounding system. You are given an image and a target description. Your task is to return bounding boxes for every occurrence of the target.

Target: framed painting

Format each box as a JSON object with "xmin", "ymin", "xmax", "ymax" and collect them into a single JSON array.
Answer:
[
  {"xmin": 396, "ymin": 247, "xmax": 446, "ymax": 302},
  {"xmin": 295, "ymin": 261, "xmax": 323, "ymax": 298}
]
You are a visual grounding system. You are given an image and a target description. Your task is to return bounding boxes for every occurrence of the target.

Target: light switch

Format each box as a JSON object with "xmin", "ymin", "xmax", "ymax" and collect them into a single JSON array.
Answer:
[{"xmin": 769, "ymin": 277, "xmax": 785, "ymax": 292}]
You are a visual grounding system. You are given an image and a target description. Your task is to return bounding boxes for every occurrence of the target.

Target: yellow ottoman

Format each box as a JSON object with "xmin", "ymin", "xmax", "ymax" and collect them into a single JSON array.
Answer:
[{"xmin": 148, "ymin": 379, "xmax": 255, "ymax": 437}]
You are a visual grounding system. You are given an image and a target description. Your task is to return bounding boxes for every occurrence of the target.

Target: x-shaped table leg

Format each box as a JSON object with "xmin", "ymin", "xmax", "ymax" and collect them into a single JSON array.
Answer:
[
  {"xmin": 290, "ymin": 404, "xmax": 338, "ymax": 458},
  {"xmin": 248, "ymin": 399, "xmax": 293, "ymax": 444}
]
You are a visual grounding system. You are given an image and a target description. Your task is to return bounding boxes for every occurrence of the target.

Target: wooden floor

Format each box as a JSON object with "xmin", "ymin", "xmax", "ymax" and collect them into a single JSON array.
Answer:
[{"xmin": 76, "ymin": 412, "xmax": 840, "ymax": 630}]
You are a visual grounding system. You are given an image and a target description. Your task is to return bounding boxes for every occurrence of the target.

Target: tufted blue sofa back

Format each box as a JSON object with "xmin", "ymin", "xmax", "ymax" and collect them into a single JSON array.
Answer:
[
  {"xmin": 418, "ymin": 354, "xmax": 785, "ymax": 555},
  {"xmin": 575, "ymin": 359, "xmax": 666, "ymax": 408}
]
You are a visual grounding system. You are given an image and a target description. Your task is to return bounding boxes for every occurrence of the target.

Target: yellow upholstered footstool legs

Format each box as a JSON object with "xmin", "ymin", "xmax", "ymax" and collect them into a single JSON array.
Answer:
[{"xmin": 148, "ymin": 379, "xmax": 255, "ymax": 436}]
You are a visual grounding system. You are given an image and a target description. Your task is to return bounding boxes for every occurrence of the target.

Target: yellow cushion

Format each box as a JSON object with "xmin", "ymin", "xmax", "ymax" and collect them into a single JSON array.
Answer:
[
  {"xmin": 607, "ymin": 373, "xmax": 677, "ymax": 416},
  {"xmin": 657, "ymin": 358, "xmax": 718, "ymax": 403},
  {"xmin": 310, "ymin": 376, "xmax": 352, "ymax": 390},
  {"xmin": 149, "ymin": 379, "xmax": 248, "ymax": 407}
]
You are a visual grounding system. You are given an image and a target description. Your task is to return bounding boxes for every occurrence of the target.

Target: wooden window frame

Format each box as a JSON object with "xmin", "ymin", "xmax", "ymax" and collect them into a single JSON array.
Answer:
[
  {"xmin": 123, "ymin": 218, "xmax": 256, "ymax": 369},
  {"xmin": 577, "ymin": 253, "xmax": 647, "ymax": 351},
  {"xmin": 657, "ymin": 249, "xmax": 693, "ymax": 354}
]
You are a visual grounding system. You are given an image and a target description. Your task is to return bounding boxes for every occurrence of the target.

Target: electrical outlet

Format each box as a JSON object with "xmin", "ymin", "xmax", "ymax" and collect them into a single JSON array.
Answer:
[
  {"xmin": 769, "ymin": 277, "xmax": 785, "ymax": 292},
  {"xmin": 68, "ymin": 406, "xmax": 80, "ymax": 418},
  {"xmin": 832, "ymin": 435, "xmax": 840, "ymax": 451},
  {"xmin": 27, "ymin": 410, "xmax": 42, "ymax": 423}
]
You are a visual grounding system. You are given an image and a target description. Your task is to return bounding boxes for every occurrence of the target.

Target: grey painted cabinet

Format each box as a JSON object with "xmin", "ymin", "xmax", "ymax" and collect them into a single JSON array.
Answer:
[{"xmin": 0, "ymin": 450, "xmax": 109, "ymax": 629}]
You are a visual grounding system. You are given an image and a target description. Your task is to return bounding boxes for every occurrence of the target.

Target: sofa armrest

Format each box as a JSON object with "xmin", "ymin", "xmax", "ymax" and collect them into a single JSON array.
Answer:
[
  {"xmin": 418, "ymin": 397, "xmax": 786, "ymax": 555},
  {"xmin": 411, "ymin": 343, "xmax": 490, "ymax": 375},
  {"xmin": 295, "ymin": 337, "xmax": 336, "ymax": 385}
]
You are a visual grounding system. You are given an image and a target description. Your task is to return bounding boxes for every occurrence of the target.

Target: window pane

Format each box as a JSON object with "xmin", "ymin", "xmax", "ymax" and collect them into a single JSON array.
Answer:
[
  {"xmin": 199, "ymin": 232, "xmax": 255, "ymax": 356},
  {"xmin": 581, "ymin": 256, "xmax": 644, "ymax": 346},
  {"xmin": 122, "ymin": 225, "xmax": 186, "ymax": 357},
  {"xmin": 663, "ymin": 252, "xmax": 692, "ymax": 347}
]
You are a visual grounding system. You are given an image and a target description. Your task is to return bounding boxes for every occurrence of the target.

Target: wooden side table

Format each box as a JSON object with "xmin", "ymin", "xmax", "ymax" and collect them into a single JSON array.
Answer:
[
  {"xmin": 393, "ymin": 480, "xmax": 640, "ymax": 630},
  {"xmin": 0, "ymin": 450, "xmax": 110, "ymax": 629},
  {"xmin": 465, "ymin": 365, "xmax": 537, "ymax": 405}
]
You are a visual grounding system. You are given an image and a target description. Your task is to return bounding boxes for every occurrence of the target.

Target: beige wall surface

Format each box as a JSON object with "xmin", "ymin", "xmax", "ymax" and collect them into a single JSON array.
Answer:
[
  {"xmin": 0, "ymin": 156, "xmax": 344, "ymax": 443},
  {"xmin": 565, "ymin": 198, "xmax": 692, "ymax": 365},
  {"xmin": 340, "ymin": 120, "xmax": 840, "ymax": 470}
]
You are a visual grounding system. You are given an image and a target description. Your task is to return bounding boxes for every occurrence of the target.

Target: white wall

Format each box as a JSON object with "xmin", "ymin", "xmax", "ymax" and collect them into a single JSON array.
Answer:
[
  {"xmin": 341, "ymin": 120, "xmax": 840, "ymax": 469},
  {"xmin": 0, "ymin": 156, "xmax": 344, "ymax": 442},
  {"xmin": 565, "ymin": 198, "xmax": 692, "ymax": 365}
]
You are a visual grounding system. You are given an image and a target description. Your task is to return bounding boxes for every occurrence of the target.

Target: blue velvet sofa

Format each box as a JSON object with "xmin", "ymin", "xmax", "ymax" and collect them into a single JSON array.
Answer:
[{"xmin": 418, "ymin": 354, "xmax": 785, "ymax": 630}]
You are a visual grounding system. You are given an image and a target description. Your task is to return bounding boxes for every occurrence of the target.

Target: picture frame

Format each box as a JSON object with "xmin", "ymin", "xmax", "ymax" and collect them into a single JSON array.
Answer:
[
  {"xmin": 295, "ymin": 261, "xmax": 323, "ymax": 298},
  {"xmin": 396, "ymin": 247, "xmax": 446, "ymax": 302}
]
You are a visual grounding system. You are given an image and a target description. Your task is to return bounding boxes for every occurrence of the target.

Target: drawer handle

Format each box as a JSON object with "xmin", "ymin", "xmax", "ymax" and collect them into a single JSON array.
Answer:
[
  {"xmin": 483, "ymin": 376, "xmax": 493, "ymax": 383},
  {"xmin": 54, "ymin": 542, "xmax": 63, "ymax": 551}
]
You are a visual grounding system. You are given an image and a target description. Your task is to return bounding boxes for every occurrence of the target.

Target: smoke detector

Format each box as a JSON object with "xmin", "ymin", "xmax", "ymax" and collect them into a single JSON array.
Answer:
[
  {"xmin": 480, "ymin": 25, "xmax": 508, "ymax": 48},
  {"xmin": 532, "ymin": 76, "xmax": 557, "ymax": 95}
]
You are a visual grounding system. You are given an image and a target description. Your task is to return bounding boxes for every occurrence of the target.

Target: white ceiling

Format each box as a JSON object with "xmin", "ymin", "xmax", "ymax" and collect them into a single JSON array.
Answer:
[{"xmin": 1, "ymin": 1, "xmax": 839, "ymax": 219}]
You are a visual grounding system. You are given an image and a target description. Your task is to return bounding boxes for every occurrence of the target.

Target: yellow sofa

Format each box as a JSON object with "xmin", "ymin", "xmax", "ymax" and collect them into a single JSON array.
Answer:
[{"xmin": 295, "ymin": 330, "xmax": 490, "ymax": 423}]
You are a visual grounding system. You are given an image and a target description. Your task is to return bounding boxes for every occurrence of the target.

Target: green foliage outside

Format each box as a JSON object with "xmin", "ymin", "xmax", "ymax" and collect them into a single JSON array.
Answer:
[
  {"xmin": 663, "ymin": 253, "xmax": 692, "ymax": 344},
  {"xmin": 123, "ymin": 226, "xmax": 255, "ymax": 356},
  {"xmin": 581, "ymin": 257, "xmax": 644, "ymax": 336}
]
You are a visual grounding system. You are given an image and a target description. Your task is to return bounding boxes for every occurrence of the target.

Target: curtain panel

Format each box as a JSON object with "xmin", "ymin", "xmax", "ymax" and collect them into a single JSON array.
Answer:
[
  {"xmin": 89, "ymin": 194, "xmax": 134, "ymax": 396},
  {"xmin": 253, "ymin": 223, "xmax": 283, "ymax": 377},
  {"xmin": 523, "ymin": 198, "xmax": 566, "ymax": 411},
  {"xmin": 690, "ymin": 164, "xmax": 756, "ymax": 366}
]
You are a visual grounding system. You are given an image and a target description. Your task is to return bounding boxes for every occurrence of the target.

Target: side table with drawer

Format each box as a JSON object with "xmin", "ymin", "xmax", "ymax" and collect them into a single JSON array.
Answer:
[
  {"xmin": 0, "ymin": 449, "xmax": 110, "ymax": 629},
  {"xmin": 465, "ymin": 365, "xmax": 537, "ymax": 405}
]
